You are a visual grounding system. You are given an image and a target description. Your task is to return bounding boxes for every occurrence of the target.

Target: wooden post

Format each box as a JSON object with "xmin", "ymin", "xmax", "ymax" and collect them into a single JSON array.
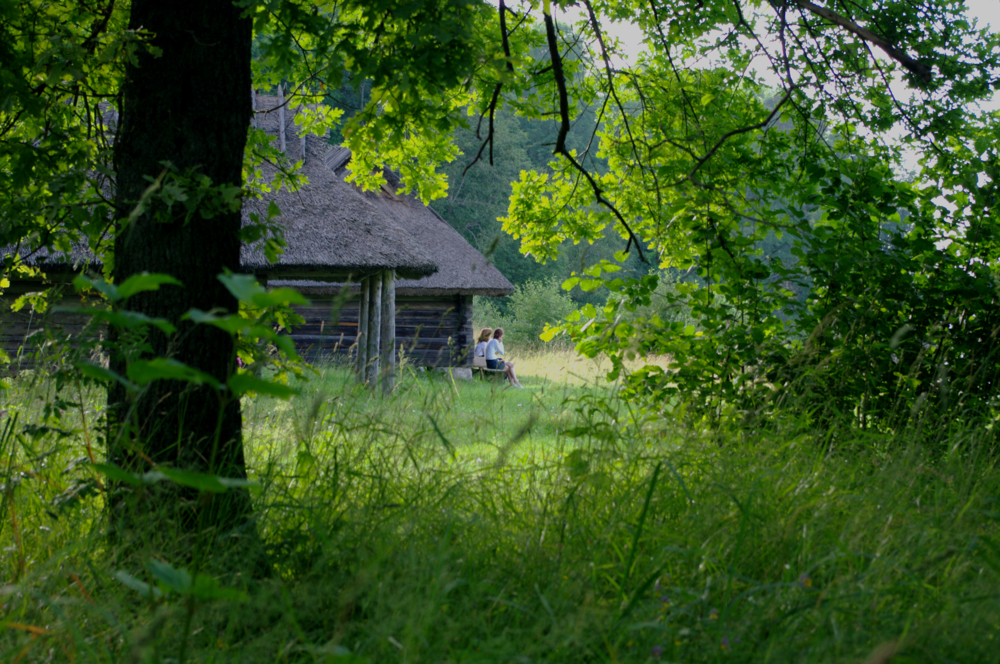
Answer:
[
  {"xmin": 355, "ymin": 277, "xmax": 369, "ymax": 383},
  {"xmin": 380, "ymin": 270, "xmax": 396, "ymax": 395},
  {"xmin": 366, "ymin": 272, "xmax": 382, "ymax": 387}
]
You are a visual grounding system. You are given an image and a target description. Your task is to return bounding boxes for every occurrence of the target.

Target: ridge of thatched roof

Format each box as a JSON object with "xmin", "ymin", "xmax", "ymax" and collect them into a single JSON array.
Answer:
[
  {"xmin": 242, "ymin": 95, "xmax": 437, "ymax": 281},
  {"xmin": 316, "ymin": 147, "xmax": 514, "ymax": 297}
]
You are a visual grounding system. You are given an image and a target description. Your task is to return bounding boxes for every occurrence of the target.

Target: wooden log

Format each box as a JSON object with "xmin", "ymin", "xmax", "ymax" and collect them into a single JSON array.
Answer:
[
  {"xmin": 380, "ymin": 270, "xmax": 395, "ymax": 395},
  {"xmin": 355, "ymin": 277, "xmax": 369, "ymax": 383},
  {"xmin": 366, "ymin": 272, "xmax": 382, "ymax": 386}
]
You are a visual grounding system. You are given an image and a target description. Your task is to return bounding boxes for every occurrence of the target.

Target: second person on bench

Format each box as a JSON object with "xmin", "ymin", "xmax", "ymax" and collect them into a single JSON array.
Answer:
[{"xmin": 485, "ymin": 327, "xmax": 523, "ymax": 388}]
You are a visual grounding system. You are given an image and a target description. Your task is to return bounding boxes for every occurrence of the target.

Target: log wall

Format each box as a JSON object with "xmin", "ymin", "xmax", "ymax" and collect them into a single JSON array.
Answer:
[
  {"xmin": 0, "ymin": 282, "xmax": 101, "ymax": 369},
  {"xmin": 1, "ymin": 285, "xmax": 475, "ymax": 370},
  {"xmin": 287, "ymin": 294, "xmax": 474, "ymax": 367}
]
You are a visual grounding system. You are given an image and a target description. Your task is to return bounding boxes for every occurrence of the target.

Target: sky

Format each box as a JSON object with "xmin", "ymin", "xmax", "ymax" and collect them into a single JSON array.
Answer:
[
  {"xmin": 545, "ymin": 0, "xmax": 1000, "ymax": 160},
  {"xmin": 549, "ymin": 0, "xmax": 998, "ymax": 111}
]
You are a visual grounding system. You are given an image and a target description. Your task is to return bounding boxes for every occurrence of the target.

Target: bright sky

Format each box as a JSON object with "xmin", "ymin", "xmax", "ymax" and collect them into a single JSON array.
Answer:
[
  {"xmin": 545, "ymin": 0, "xmax": 1000, "ymax": 163},
  {"xmin": 550, "ymin": 0, "xmax": 999, "ymax": 111}
]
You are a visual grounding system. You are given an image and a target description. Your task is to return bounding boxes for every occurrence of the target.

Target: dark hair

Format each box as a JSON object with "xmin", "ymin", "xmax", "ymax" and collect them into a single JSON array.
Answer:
[
  {"xmin": 478, "ymin": 327, "xmax": 492, "ymax": 343},
  {"xmin": 493, "ymin": 328, "xmax": 504, "ymax": 339}
]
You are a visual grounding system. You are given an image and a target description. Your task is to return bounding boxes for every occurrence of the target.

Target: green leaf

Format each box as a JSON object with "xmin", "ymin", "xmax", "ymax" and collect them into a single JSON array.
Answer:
[
  {"xmin": 60, "ymin": 308, "xmax": 177, "ymax": 334},
  {"xmin": 147, "ymin": 558, "xmax": 191, "ymax": 594},
  {"xmin": 267, "ymin": 199, "xmax": 281, "ymax": 219},
  {"xmin": 218, "ymin": 272, "xmax": 265, "ymax": 304},
  {"xmin": 141, "ymin": 467, "xmax": 259, "ymax": 493},
  {"xmin": 251, "ymin": 287, "xmax": 310, "ymax": 307},
  {"xmin": 73, "ymin": 275, "xmax": 120, "ymax": 302},
  {"xmin": 117, "ymin": 273, "xmax": 183, "ymax": 300},
  {"xmin": 113, "ymin": 570, "xmax": 163, "ymax": 599},
  {"xmin": 74, "ymin": 360, "xmax": 138, "ymax": 390},
  {"xmin": 228, "ymin": 373, "xmax": 299, "ymax": 398},
  {"xmin": 184, "ymin": 308, "xmax": 247, "ymax": 334},
  {"xmin": 190, "ymin": 574, "xmax": 247, "ymax": 601},
  {"xmin": 127, "ymin": 358, "xmax": 222, "ymax": 389},
  {"xmin": 91, "ymin": 463, "xmax": 142, "ymax": 486}
]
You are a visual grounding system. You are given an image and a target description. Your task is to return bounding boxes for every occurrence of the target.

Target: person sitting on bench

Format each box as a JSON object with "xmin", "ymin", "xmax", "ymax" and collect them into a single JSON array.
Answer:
[
  {"xmin": 486, "ymin": 327, "xmax": 522, "ymax": 388},
  {"xmin": 475, "ymin": 328, "xmax": 492, "ymax": 360}
]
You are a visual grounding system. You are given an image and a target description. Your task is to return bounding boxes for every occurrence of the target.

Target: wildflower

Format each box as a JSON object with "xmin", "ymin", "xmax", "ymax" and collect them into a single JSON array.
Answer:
[
  {"xmin": 799, "ymin": 573, "xmax": 812, "ymax": 588},
  {"xmin": 709, "ymin": 608, "xmax": 719, "ymax": 621},
  {"xmin": 721, "ymin": 637, "xmax": 730, "ymax": 651},
  {"xmin": 651, "ymin": 645, "xmax": 663, "ymax": 658}
]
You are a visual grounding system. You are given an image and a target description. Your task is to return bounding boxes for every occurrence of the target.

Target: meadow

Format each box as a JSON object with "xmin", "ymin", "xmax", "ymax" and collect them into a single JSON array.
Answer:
[{"xmin": 1, "ymin": 349, "xmax": 999, "ymax": 663}]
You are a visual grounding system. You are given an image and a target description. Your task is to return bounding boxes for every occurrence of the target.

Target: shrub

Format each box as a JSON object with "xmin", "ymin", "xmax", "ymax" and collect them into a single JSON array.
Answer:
[{"xmin": 475, "ymin": 277, "xmax": 576, "ymax": 349}]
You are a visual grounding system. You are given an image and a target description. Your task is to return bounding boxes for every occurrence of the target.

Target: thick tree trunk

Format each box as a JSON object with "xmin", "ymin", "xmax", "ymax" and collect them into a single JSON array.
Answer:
[{"xmin": 108, "ymin": 0, "xmax": 254, "ymax": 548}]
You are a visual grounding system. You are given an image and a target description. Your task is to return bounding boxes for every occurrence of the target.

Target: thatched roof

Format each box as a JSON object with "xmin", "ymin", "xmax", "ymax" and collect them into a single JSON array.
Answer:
[
  {"xmin": 304, "ymin": 146, "xmax": 514, "ymax": 297},
  {"xmin": 3, "ymin": 97, "xmax": 439, "ymax": 283},
  {"xmin": 242, "ymin": 96, "xmax": 437, "ymax": 280}
]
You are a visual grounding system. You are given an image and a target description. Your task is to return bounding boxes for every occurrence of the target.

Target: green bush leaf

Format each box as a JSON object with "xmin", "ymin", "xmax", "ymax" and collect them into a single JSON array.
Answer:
[
  {"xmin": 91, "ymin": 462, "xmax": 143, "ymax": 486},
  {"xmin": 184, "ymin": 308, "xmax": 247, "ymax": 334},
  {"xmin": 147, "ymin": 558, "xmax": 191, "ymax": 594},
  {"xmin": 228, "ymin": 373, "xmax": 299, "ymax": 398},
  {"xmin": 73, "ymin": 275, "xmax": 120, "ymax": 302},
  {"xmin": 127, "ymin": 358, "xmax": 222, "ymax": 389},
  {"xmin": 190, "ymin": 573, "xmax": 247, "ymax": 601},
  {"xmin": 141, "ymin": 467, "xmax": 257, "ymax": 493},
  {"xmin": 113, "ymin": 570, "xmax": 163, "ymax": 599},
  {"xmin": 74, "ymin": 360, "xmax": 138, "ymax": 390},
  {"xmin": 117, "ymin": 273, "xmax": 183, "ymax": 300}
]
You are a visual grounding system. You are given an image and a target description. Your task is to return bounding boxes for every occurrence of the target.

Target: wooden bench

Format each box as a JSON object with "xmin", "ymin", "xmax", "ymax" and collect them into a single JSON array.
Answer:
[{"xmin": 472, "ymin": 356, "xmax": 507, "ymax": 380}]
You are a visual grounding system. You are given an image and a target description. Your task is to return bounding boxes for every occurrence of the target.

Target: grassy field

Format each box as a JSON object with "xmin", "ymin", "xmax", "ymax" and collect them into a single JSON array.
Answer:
[{"xmin": 1, "ymin": 350, "xmax": 999, "ymax": 663}]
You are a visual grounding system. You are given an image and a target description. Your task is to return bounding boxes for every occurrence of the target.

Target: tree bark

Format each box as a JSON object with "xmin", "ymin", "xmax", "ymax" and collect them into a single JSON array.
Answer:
[{"xmin": 108, "ymin": 0, "xmax": 254, "ymax": 547}]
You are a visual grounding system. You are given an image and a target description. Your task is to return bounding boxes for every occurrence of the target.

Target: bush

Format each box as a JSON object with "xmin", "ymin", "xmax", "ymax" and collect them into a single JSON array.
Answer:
[{"xmin": 475, "ymin": 277, "xmax": 576, "ymax": 349}]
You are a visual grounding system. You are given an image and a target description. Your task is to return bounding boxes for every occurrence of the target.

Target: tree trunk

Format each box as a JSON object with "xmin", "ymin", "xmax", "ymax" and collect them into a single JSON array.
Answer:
[{"xmin": 108, "ymin": 0, "xmax": 255, "ymax": 549}]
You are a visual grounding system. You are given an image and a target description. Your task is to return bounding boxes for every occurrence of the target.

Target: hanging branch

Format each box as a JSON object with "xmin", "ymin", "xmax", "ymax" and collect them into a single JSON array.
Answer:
[
  {"xmin": 463, "ymin": 0, "xmax": 518, "ymax": 177},
  {"xmin": 542, "ymin": 2, "xmax": 648, "ymax": 264},
  {"xmin": 789, "ymin": 0, "xmax": 932, "ymax": 84},
  {"xmin": 676, "ymin": 87, "xmax": 795, "ymax": 187}
]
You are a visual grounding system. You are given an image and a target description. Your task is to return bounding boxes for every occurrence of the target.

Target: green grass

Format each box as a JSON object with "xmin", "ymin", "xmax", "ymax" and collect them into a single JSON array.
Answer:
[{"xmin": 2, "ymin": 354, "xmax": 999, "ymax": 663}]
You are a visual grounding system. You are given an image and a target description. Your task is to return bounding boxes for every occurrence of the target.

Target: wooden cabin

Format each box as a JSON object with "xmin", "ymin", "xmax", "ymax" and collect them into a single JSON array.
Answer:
[
  {"xmin": 1, "ymin": 93, "xmax": 437, "ymax": 380},
  {"xmin": 270, "ymin": 146, "xmax": 514, "ymax": 368}
]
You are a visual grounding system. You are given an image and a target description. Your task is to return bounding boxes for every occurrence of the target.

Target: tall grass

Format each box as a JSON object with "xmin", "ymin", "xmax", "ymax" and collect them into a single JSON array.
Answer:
[{"xmin": 1, "ymin": 355, "xmax": 998, "ymax": 663}]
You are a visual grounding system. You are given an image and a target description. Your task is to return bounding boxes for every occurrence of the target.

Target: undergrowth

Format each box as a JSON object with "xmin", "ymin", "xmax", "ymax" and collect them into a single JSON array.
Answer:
[{"xmin": 1, "ymin": 356, "xmax": 998, "ymax": 663}]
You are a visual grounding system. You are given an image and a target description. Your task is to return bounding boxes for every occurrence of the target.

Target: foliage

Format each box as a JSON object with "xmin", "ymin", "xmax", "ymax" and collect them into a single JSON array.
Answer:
[
  {"xmin": 492, "ymin": 0, "xmax": 1000, "ymax": 432},
  {"xmin": 476, "ymin": 277, "xmax": 576, "ymax": 349},
  {"xmin": 2, "ymin": 363, "xmax": 1000, "ymax": 662},
  {"xmin": 431, "ymin": 107, "xmax": 653, "ymax": 300}
]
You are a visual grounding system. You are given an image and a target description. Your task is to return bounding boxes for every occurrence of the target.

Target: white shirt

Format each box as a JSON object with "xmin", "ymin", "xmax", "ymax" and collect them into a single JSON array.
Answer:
[
  {"xmin": 475, "ymin": 341, "xmax": 487, "ymax": 357},
  {"xmin": 485, "ymin": 338, "xmax": 504, "ymax": 360}
]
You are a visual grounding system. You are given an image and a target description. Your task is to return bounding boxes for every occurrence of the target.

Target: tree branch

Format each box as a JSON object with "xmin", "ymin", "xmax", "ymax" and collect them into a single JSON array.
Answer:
[
  {"xmin": 790, "ymin": 0, "xmax": 932, "ymax": 84},
  {"xmin": 464, "ymin": 0, "xmax": 518, "ymax": 177},
  {"xmin": 542, "ymin": 5, "xmax": 648, "ymax": 264}
]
